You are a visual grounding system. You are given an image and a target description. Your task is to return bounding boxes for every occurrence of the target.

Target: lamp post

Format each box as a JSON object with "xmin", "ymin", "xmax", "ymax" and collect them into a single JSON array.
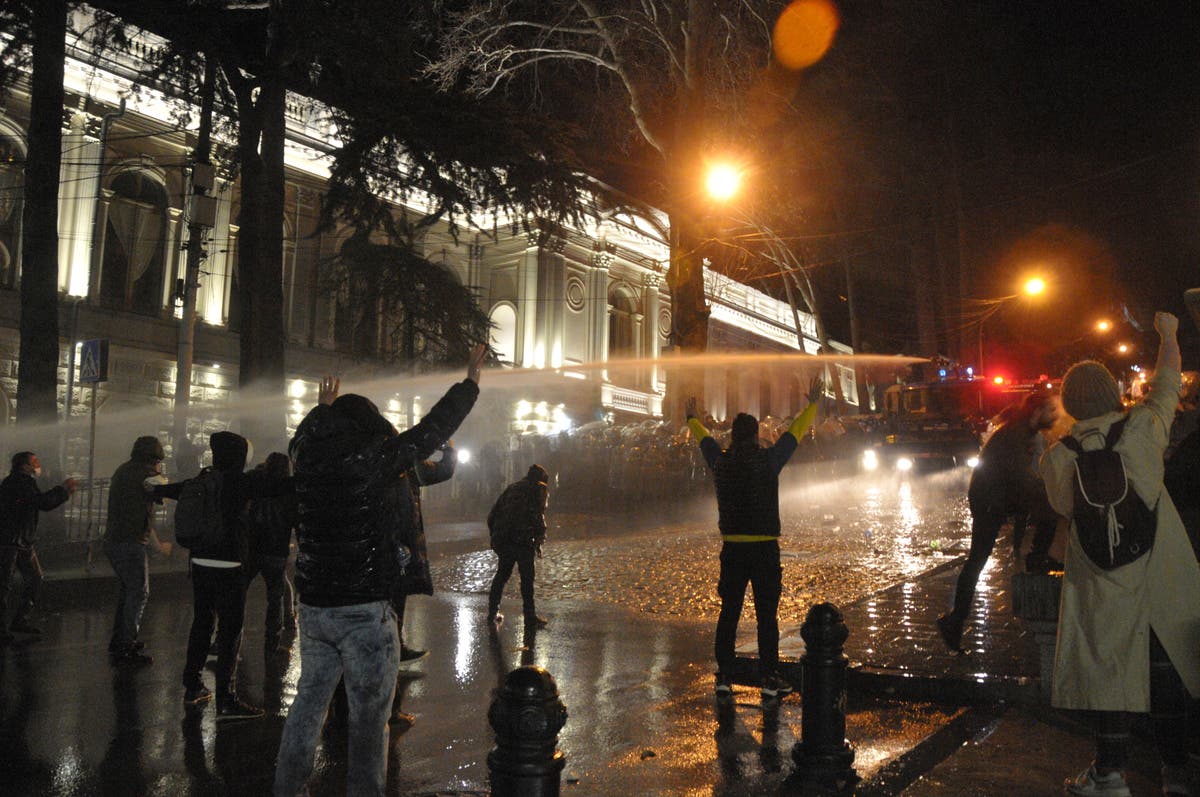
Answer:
[{"xmin": 976, "ymin": 277, "xmax": 1046, "ymax": 377}]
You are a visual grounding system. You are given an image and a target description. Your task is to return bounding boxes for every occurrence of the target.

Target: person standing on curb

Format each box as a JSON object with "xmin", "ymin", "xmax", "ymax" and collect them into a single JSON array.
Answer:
[
  {"xmin": 686, "ymin": 377, "xmax": 822, "ymax": 703},
  {"xmin": 105, "ymin": 436, "xmax": 178, "ymax": 665},
  {"xmin": 0, "ymin": 452, "xmax": 76, "ymax": 644},
  {"xmin": 936, "ymin": 390, "xmax": 1061, "ymax": 652},
  {"xmin": 486, "ymin": 463, "xmax": 551, "ymax": 630},
  {"xmin": 273, "ymin": 344, "xmax": 484, "ymax": 797},
  {"xmin": 1043, "ymin": 312, "xmax": 1200, "ymax": 797}
]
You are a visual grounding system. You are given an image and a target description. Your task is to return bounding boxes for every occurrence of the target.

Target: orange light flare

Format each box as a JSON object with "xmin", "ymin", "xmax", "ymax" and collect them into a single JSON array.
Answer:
[
  {"xmin": 1095, "ymin": 319, "xmax": 1112, "ymax": 332},
  {"xmin": 1117, "ymin": 343, "xmax": 1130, "ymax": 355},
  {"xmin": 992, "ymin": 376, "xmax": 1006, "ymax": 385},
  {"xmin": 1022, "ymin": 276, "xmax": 1046, "ymax": 296},
  {"xmin": 773, "ymin": 0, "xmax": 840, "ymax": 71},
  {"xmin": 704, "ymin": 163, "xmax": 742, "ymax": 203}
]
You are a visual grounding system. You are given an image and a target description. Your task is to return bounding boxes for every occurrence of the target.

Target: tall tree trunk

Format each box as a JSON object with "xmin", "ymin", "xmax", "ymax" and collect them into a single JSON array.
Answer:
[{"xmin": 17, "ymin": 0, "xmax": 66, "ymax": 430}]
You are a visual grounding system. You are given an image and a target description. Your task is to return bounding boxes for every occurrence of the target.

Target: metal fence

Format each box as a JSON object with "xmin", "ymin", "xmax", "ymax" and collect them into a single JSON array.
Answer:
[{"xmin": 60, "ymin": 478, "xmax": 172, "ymax": 544}]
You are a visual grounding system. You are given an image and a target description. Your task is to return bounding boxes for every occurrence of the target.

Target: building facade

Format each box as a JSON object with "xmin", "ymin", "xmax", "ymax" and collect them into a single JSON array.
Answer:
[{"xmin": 0, "ymin": 13, "xmax": 854, "ymax": 483}]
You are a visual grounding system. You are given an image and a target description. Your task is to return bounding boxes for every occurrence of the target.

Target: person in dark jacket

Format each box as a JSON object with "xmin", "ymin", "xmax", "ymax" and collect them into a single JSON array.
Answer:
[
  {"xmin": 272, "ymin": 344, "xmax": 484, "ymax": 797},
  {"xmin": 393, "ymin": 441, "xmax": 458, "ymax": 666},
  {"xmin": 0, "ymin": 452, "xmax": 76, "ymax": 643},
  {"xmin": 105, "ymin": 436, "xmax": 183, "ymax": 665},
  {"xmin": 244, "ymin": 452, "xmax": 298, "ymax": 654},
  {"xmin": 686, "ymin": 377, "xmax": 822, "ymax": 703},
  {"xmin": 181, "ymin": 431, "xmax": 291, "ymax": 719},
  {"xmin": 937, "ymin": 390, "xmax": 1060, "ymax": 652},
  {"xmin": 486, "ymin": 464, "xmax": 550, "ymax": 630}
]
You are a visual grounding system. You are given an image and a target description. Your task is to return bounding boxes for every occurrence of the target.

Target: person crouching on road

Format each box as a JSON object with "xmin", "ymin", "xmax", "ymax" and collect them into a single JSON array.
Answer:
[
  {"xmin": 273, "ymin": 344, "xmax": 484, "ymax": 797},
  {"xmin": 686, "ymin": 377, "xmax": 822, "ymax": 703},
  {"xmin": 936, "ymin": 390, "xmax": 1060, "ymax": 652},
  {"xmin": 1044, "ymin": 313, "xmax": 1200, "ymax": 797},
  {"xmin": 486, "ymin": 463, "xmax": 551, "ymax": 630},
  {"xmin": 0, "ymin": 452, "xmax": 76, "ymax": 644}
]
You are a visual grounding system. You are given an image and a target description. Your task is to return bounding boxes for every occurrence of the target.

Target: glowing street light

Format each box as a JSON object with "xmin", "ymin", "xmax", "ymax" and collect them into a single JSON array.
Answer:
[
  {"xmin": 1096, "ymin": 319, "xmax": 1112, "ymax": 332},
  {"xmin": 705, "ymin": 163, "xmax": 742, "ymax": 202},
  {"xmin": 1023, "ymin": 277, "xmax": 1046, "ymax": 296},
  {"xmin": 1118, "ymin": 343, "xmax": 1130, "ymax": 354}
]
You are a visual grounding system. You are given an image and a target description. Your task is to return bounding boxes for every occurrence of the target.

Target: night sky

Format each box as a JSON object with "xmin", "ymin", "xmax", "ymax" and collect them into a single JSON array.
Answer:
[{"xmin": 782, "ymin": 1, "xmax": 1200, "ymax": 374}]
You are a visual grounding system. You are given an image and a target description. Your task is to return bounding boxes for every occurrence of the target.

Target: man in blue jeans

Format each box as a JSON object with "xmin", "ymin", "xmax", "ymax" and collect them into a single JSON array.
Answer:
[
  {"xmin": 686, "ymin": 377, "xmax": 822, "ymax": 702},
  {"xmin": 273, "ymin": 345, "xmax": 484, "ymax": 797}
]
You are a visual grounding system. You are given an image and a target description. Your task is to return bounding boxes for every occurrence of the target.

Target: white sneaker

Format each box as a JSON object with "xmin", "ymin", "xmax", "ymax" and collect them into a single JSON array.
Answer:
[{"xmin": 1065, "ymin": 766, "xmax": 1131, "ymax": 797}]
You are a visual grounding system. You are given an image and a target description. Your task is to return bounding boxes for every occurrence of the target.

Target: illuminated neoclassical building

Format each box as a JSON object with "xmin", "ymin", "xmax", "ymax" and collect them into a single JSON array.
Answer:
[{"xmin": 0, "ymin": 10, "xmax": 854, "ymax": 471}]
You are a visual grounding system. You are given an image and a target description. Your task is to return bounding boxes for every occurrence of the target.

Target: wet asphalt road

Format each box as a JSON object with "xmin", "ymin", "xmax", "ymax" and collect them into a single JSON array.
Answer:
[{"xmin": 0, "ymin": 466, "xmax": 978, "ymax": 796}]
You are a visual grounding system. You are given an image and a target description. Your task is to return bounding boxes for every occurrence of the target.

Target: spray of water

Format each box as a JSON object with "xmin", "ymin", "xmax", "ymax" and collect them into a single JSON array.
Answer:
[{"xmin": 0, "ymin": 351, "xmax": 921, "ymax": 483}]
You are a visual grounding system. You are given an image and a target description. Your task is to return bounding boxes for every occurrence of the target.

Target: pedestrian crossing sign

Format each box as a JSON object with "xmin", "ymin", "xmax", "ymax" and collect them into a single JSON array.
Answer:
[{"xmin": 79, "ymin": 339, "xmax": 109, "ymax": 384}]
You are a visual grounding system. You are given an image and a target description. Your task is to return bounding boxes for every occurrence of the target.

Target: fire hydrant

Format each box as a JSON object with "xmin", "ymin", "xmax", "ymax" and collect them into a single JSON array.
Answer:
[
  {"xmin": 487, "ymin": 665, "xmax": 568, "ymax": 797},
  {"xmin": 790, "ymin": 602, "xmax": 858, "ymax": 792}
]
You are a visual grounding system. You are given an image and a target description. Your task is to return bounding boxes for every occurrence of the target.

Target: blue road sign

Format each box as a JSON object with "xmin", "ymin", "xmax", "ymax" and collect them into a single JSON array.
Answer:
[{"xmin": 79, "ymin": 339, "xmax": 109, "ymax": 384}]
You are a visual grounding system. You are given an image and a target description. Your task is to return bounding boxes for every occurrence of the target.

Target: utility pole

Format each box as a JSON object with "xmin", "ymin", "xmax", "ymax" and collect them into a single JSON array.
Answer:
[{"xmin": 172, "ymin": 59, "xmax": 218, "ymax": 473}]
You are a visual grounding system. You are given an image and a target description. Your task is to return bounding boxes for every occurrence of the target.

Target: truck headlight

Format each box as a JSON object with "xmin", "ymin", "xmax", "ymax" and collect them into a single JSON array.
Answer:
[
  {"xmin": 861, "ymin": 449, "xmax": 879, "ymax": 471},
  {"xmin": 896, "ymin": 457, "xmax": 914, "ymax": 472},
  {"xmin": 966, "ymin": 456, "xmax": 980, "ymax": 468}
]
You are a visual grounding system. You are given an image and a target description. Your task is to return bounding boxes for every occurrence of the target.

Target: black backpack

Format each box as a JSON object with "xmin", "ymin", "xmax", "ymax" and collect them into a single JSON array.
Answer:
[
  {"xmin": 174, "ymin": 468, "xmax": 226, "ymax": 551},
  {"xmin": 1060, "ymin": 418, "xmax": 1157, "ymax": 570}
]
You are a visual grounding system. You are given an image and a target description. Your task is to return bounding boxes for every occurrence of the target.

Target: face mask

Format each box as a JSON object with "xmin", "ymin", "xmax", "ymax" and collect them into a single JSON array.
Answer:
[{"xmin": 32, "ymin": 467, "xmax": 42, "ymax": 478}]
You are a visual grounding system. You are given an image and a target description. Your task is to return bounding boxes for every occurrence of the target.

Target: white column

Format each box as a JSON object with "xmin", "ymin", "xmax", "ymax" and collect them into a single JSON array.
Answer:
[
  {"xmin": 642, "ymin": 272, "xmax": 662, "ymax": 390},
  {"xmin": 516, "ymin": 230, "xmax": 541, "ymax": 368},
  {"xmin": 198, "ymin": 184, "xmax": 232, "ymax": 325},
  {"xmin": 57, "ymin": 111, "xmax": 97, "ymax": 296},
  {"xmin": 588, "ymin": 251, "xmax": 611, "ymax": 372}
]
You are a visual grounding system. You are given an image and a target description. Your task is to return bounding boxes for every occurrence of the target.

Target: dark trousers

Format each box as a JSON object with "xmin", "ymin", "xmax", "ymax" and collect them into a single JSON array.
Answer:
[
  {"xmin": 1092, "ymin": 630, "xmax": 1188, "ymax": 771},
  {"xmin": 951, "ymin": 483, "xmax": 1057, "ymax": 621},
  {"xmin": 182, "ymin": 564, "xmax": 247, "ymax": 702},
  {"xmin": 243, "ymin": 554, "xmax": 291, "ymax": 645},
  {"xmin": 715, "ymin": 540, "xmax": 782, "ymax": 677},
  {"xmin": 0, "ymin": 546, "xmax": 41, "ymax": 628},
  {"xmin": 488, "ymin": 546, "xmax": 537, "ymax": 618},
  {"xmin": 105, "ymin": 541, "xmax": 148, "ymax": 652}
]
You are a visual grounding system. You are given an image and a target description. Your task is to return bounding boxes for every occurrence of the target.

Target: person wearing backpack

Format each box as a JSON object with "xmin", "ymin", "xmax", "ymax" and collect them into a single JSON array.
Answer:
[
  {"xmin": 105, "ymin": 436, "xmax": 182, "ymax": 665},
  {"xmin": 936, "ymin": 390, "xmax": 1061, "ymax": 652},
  {"xmin": 1042, "ymin": 312, "xmax": 1200, "ymax": 797},
  {"xmin": 272, "ymin": 344, "xmax": 484, "ymax": 797},
  {"xmin": 485, "ymin": 463, "xmax": 551, "ymax": 630},
  {"xmin": 179, "ymin": 431, "xmax": 292, "ymax": 720}
]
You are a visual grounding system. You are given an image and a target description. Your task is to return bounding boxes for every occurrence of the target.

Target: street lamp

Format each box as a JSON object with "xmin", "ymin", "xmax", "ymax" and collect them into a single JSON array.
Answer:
[
  {"xmin": 976, "ymin": 276, "xmax": 1048, "ymax": 377},
  {"xmin": 1096, "ymin": 319, "xmax": 1112, "ymax": 333}
]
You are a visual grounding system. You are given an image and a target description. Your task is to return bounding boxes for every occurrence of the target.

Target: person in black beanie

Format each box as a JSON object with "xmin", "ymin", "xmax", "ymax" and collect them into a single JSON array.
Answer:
[
  {"xmin": 486, "ymin": 463, "xmax": 551, "ymax": 630},
  {"xmin": 181, "ymin": 431, "xmax": 291, "ymax": 719}
]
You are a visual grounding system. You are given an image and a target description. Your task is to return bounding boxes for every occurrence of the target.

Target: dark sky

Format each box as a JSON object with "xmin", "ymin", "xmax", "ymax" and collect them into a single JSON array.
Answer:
[{"xmin": 785, "ymin": 0, "xmax": 1200, "ymax": 372}]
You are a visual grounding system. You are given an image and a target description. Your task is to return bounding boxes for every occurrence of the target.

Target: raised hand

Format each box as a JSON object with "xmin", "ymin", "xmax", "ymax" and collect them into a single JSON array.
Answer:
[
  {"xmin": 1155, "ymin": 311, "xmax": 1179, "ymax": 339},
  {"xmin": 807, "ymin": 376, "xmax": 825, "ymax": 406},
  {"xmin": 318, "ymin": 376, "xmax": 340, "ymax": 406},
  {"xmin": 467, "ymin": 344, "xmax": 487, "ymax": 384},
  {"xmin": 685, "ymin": 397, "xmax": 699, "ymax": 419}
]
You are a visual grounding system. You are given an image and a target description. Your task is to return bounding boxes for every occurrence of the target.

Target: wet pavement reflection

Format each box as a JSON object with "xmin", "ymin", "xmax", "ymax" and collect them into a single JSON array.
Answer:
[{"xmin": 0, "ymin": 468, "xmax": 997, "ymax": 795}]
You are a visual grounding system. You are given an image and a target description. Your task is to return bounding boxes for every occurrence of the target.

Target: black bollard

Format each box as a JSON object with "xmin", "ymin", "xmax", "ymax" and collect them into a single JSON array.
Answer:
[
  {"xmin": 790, "ymin": 602, "xmax": 859, "ymax": 792},
  {"xmin": 487, "ymin": 665, "xmax": 568, "ymax": 797}
]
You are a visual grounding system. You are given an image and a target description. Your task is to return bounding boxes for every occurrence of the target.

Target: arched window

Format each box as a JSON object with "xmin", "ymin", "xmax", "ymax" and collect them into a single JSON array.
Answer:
[
  {"xmin": 0, "ymin": 133, "xmax": 24, "ymax": 290},
  {"xmin": 489, "ymin": 303, "xmax": 517, "ymax": 365},
  {"xmin": 607, "ymin": 285, "xmax": 637, "ymax": 360},
  {"xmin": 99, "ymin": 170, "xmax": 168, "ymax": 315}
]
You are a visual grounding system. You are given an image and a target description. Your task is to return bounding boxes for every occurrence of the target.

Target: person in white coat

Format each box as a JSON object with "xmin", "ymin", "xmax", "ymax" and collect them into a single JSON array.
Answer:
[{"xmin": 1042, "ymin": 311, "xmax": 1200, "ymax": 797}]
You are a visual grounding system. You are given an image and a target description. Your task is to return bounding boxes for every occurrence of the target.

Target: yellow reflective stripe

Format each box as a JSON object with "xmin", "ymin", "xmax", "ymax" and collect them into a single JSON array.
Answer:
[
  {"xmin": 787, "ymin": 402, "xmax": 819, "ymax": 440},
  {"xmin": 687, "ymin": 417, "xmax": 711, "ymax": 441},
  {"xmin": 721, "ymin": 534, "xmax": 779, "ymax": 543}
]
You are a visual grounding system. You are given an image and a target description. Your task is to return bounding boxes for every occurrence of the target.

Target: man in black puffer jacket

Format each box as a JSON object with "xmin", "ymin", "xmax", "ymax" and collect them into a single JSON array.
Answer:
[{"xmin": 273, "ymin": 345, "xmax": 484, "ymax": 797}]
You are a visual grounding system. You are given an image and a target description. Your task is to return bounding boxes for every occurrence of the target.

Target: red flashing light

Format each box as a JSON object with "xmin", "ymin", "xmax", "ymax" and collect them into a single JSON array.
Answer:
[{"xmin": 992, "ymin": 376, "xmax": 1005, "ymax": 385}]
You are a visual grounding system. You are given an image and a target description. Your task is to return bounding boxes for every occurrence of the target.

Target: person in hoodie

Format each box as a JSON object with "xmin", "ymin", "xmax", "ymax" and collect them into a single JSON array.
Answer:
[
  {"xmin": 245, "ymin": 452, "xmax": 299, "ymax": 654},
  {"xmin": 181, "ymin": 431, "xmax": 291, "ymax": 720},
  {"xmin": 0, "ymin": 452, "xmax": 76, "ymax": 644},
  {"xmin": 272, "ymin": 344, "xmax": 483, "ymax": 797},
  {"xmin": 105, "ymin": 436, "xmax": 183, "ymax": 665}
]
